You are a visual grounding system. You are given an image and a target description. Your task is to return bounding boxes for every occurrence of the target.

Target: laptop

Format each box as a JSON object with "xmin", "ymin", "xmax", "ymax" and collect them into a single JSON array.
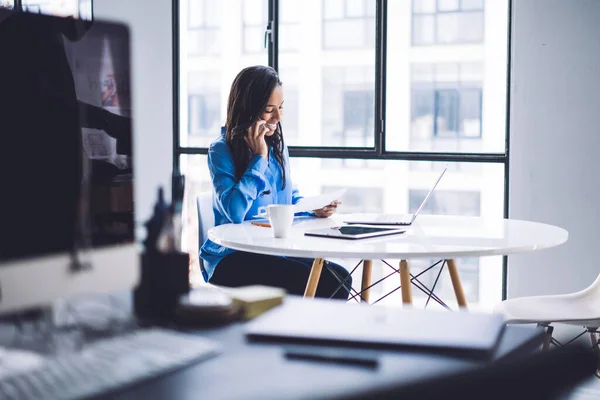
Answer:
[
  {"xmin": 343, "ymin": 167, "xmax": 447, "ymax": 226},
  {"xmin": 246, "ymin": 298, "xmax": 505, "ymax": 360}
]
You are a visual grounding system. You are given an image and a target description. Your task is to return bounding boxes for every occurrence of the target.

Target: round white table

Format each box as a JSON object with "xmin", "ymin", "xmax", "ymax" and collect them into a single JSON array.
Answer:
[{"xmin": 208, "ymin": 214, "xmax": 568, "ymax": 308}]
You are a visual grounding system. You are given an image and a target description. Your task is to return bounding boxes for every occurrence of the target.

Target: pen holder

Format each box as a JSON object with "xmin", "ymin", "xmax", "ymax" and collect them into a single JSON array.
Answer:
[{"xmin": 133, "ymin": 251, "xmax": 190, "ymax": 323}]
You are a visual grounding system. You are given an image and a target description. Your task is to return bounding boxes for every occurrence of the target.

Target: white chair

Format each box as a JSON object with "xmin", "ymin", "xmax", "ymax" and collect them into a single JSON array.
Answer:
[
  {"xmin": 494, "ymin": 273, "xmax": 600, "ymax": 374},
  {"xmin": 196, "ymin": 192, "xmax": 215, "ymax": 276}
]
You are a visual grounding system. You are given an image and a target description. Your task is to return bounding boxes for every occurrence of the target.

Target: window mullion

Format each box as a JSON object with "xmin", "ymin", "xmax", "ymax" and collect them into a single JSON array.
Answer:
[
  {"xmin": 375, "ymin": 0, "xmax": 387, "ymax": 155},
  {"xmin": 268, "ymin": 0, "xmax": 279, "ymax": 71}
]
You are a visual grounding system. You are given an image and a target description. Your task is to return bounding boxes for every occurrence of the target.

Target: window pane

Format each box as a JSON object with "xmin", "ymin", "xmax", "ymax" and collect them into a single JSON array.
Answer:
[
  {"xmin": 320, "ymin": 67, "xmax": 375, "ymax": 147},
  {"xmin": 461, "ymin": 0, "xmax": 484, "ymax": 10},
  {"xmin": 346, "ymin": 0, "xmax": 365, "ymax": 17},
  {"xmin": 388, "ymin": 0, "xmax": 509, "ymax": 153},
  {"xmin": 324, "ymin": 19, "xmax": 370, "ymax": 49},
  {"xmin": 436, "ymin": 13, "xmax": 461, "ymax": 44},
  {"xmin": 459, "ymin": 12, "xmax": 484, "ymax": 42},
  {"xmin": 189, "ymin": 0, "xmax": 205, "ymax": 28},
  {"xmin": 412, "ymin": 0, "xmax": 435, "ymax": 13},
  {"xmin": 412, "ymin": 15, "xmax": 435, "ymax": 45},
  {"xmin": 205, "ymin": 0, "xmax": 221, "ymax": 27},
  {"xmin": 438, "ymin": 0, "xmax": 459, "ymax": 12},
  {"xmin": 281, "ymin": 0, "xmax": 300, "ymax": 22},
  {"xmin": 280, "ymin": 23, "xmax": 300, "ymax": 52},
  {"xmin": 324, "ymin": 0, "xmax": 344, "ymax": 19},
  {"xmin": 0, "ymin": 1, "xmax": 14, "ymax": 9},
  {"xmin": 180, "ymin": 0, "xmax": 267, "ymax": 148},
  {"xmin": 280, "ymin": 3, "xmax": 375, "ymax": 147},
  {"xmin": 244, "ymin": 0, "xmax": 265, "ymax": 25}
]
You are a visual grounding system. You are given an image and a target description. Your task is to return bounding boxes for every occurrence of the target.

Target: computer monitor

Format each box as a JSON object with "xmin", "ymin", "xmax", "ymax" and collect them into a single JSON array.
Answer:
[{"xmin": 0, "ymin": 8, "xmax": 138, "ymax": 315}]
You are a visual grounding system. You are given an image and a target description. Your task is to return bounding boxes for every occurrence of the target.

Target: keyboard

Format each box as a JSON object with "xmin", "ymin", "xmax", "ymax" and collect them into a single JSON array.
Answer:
[
  {"xmin": 0, "ymin": 328, "xmax": 220, "ymax": 400},
  {"xmin": 343, "ymin": 213, "xmax": 414, "ymax": 225}
]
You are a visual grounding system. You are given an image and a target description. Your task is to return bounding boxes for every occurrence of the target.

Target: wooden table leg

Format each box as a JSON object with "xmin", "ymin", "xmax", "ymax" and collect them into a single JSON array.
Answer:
[
  {"xmin": 399, "ymin": 260, "xmax": 412, "ymax": 306},
  {"xmin": 361, "ymin": 260, "xmax": 373, "ymax": 303},
  {"xmin": 446, "ymin": 259, "xmax": 468, "ymax": 309},
  {"xmin": 304, "ymin": 258, "xmax": 324, "ymax": 298}
]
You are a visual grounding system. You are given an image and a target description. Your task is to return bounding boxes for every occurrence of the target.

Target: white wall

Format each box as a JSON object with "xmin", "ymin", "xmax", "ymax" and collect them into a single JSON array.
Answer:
[
  {"xmin": 508, "ymin": 0, "xmax": 600, "ymax": 297},
  {"xmin": 93, "ymin": 0, "xmax": 173, "ymax": 227}
]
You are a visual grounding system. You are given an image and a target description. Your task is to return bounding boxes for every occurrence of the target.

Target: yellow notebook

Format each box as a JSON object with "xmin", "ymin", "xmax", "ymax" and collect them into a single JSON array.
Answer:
[{"xmin": 224, "ymin": 285, "xmax": 286, "ymax": 320}]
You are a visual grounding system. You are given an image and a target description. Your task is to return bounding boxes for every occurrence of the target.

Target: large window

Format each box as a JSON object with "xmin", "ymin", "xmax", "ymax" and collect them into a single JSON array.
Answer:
[
  {"xmin": 176, "ymin": 0, "xmax": 510, "ymax": 309},
  {"xmin": 412, "ymin": 0, "xmax": 485, "ymax": 46}
]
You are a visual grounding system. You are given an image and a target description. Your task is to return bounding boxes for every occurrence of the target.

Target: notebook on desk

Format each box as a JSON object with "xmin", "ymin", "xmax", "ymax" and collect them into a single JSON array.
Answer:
[
  {"xmin": 246, "ymin": 298, "xmax": 505, "ymax": 360},
  {"xmin": 343, "ymin": 167, "xmax": 447, "ymax": 226}
]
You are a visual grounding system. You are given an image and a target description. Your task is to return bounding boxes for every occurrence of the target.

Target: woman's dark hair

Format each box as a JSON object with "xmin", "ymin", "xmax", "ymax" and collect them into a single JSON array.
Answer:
[{"xmin": 225, "ymin": 65, "xmax": 286, "ymax": 189}]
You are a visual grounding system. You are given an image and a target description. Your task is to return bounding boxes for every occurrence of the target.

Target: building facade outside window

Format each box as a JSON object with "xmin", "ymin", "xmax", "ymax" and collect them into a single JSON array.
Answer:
[{"xmin": 412, "ymin": 0, "xmax": 484, "ymax": 46}]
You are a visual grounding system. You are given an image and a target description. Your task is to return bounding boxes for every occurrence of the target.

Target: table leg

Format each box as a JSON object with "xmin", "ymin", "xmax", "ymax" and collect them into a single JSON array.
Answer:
[
  {"xmin": 361, "ymin": 260, "xmax": 373, "ymax": 303},
  {"xmin": 304, "ymin": 258, "xmax": 324, "ymax": 298},
  {"xmin": 446, "ymin": 259, "xmax": 468, "ymax": 309},
  {"xmin": 399, "ymin": 260, "xmax": 412, "ymax": 305}
]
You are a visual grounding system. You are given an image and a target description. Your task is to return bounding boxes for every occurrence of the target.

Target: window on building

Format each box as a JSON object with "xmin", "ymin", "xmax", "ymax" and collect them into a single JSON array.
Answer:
[
  {"xmin": 188, "ymin": 0, "xmax": 220, "ymax": 55},
  {"xmin": 411, "ymin": 62, "xmax": 482, "ymax": 143},
  {"xmin": 187, "ymin": 71, "xmax": 221, "ymax": 141},
  {"xmin": 323, "ymin": 66, "xmax": 375, "ymax": 148},
  {"xmin": 412, "ymin": 0, "xmax": 484, "ymax": 46},
  {"xmin": 323, "ymin": 0, "xmax": 375, "ymax": 49}
]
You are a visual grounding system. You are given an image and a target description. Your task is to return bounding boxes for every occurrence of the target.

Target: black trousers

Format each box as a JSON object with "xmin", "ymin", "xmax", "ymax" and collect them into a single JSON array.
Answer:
[{"xmin": 209, "ymin": 251, "xmax": 352, "ymax": 300}]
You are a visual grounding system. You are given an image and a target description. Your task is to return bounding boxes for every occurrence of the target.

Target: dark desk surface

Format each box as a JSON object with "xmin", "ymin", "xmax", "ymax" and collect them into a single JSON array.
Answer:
[{"xmin": 107, "ymin": 305, "xmax": 544, "ymax": 400}]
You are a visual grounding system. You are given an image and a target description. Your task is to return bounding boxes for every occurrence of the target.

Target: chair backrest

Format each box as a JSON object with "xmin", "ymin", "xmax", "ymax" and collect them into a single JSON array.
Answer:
[{"xmin": 196, "ymin": 192, "xmax": 215, "ymax": 269}]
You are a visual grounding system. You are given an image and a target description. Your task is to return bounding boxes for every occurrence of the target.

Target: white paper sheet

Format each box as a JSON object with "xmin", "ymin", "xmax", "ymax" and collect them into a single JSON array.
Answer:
[{"xmin": 294, "ymin": 189, "xmax": 346, "ymax": 213}]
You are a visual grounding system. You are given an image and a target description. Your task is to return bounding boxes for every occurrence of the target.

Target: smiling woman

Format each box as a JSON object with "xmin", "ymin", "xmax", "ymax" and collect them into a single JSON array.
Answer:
[{"xmin": 196, "ymin": 66, "xmax": 352, "ymax": 300}]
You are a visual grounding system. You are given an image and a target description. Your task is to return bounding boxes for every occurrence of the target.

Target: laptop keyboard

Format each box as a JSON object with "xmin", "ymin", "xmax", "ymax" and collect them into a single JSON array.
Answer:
[{"xmin": 0, "ymin": 328, "xmax": 220, "ymax": 400}]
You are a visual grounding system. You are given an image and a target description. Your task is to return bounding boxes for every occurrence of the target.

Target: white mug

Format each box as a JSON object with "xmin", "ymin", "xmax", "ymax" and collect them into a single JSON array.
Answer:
[{"xmin": 257, "ymin": 204, "xmax": 295, "ymax": 238}]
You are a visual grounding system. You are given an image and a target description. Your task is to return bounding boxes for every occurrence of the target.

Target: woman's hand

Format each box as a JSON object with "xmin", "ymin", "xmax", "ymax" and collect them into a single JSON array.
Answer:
[
  {"xmin": 314, "ymin": 200, "xmax": 341, "ymax": 218},
  {"xmin": 245, "ymin": 120, "xmax": 269, "ymax": 159}
]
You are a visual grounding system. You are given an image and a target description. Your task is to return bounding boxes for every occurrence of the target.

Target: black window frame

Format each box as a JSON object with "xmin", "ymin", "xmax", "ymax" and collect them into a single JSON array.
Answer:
[{"xmin": 172, "ymin": 0, "xmax": 513, "ymax": 300}]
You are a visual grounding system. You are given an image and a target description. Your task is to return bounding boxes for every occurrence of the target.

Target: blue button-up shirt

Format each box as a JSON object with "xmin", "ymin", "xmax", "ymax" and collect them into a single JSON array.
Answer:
[{"xmin": 199, "ymin": 127, "xmax": 303, "ymax": 281}]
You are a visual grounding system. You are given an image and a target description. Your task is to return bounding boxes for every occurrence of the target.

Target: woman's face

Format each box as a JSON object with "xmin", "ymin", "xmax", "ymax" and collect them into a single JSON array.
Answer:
[{"xmin": 260, "ymin": 85, "xmax": 284, "ymax": 137}]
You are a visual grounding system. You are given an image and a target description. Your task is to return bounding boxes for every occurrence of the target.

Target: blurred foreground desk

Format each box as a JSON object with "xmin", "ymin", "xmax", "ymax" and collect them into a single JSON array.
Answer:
[{"xmin": 108, "ymin": 298, "xmax": 544, "ymax": 400}]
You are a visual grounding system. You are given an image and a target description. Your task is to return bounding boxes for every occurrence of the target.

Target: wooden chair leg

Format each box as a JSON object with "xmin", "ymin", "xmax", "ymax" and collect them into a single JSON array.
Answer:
[
  {"xmin": 399, "ymin": 260, "xmax": 412, "ymax": 306},
  {"xmin": 446, "ymin": 259, "xmax": 468, "ymax": 309},
  {"xmin": 361, "ymin": 260, "xmax": 373, "ymax": 303},
  {"xmin": 304, "ymin": 258, "xmax": 324, "ymax": 298}
]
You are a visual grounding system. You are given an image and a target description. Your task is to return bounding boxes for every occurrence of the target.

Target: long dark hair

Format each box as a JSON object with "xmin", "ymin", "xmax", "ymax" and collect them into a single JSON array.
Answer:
[{"xmin": 225, "ymin": 66, "xmax": 286, "ymax": 189}]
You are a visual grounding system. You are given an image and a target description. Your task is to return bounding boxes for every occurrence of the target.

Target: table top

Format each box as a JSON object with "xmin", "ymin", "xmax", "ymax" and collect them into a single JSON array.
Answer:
[
  {"xmin": 208, "ymin": 214, "xmax": 568, "ymax": 260},
  {"xmin": 108, "ymin": 297, "xmax": 544, "ymax": 400}
]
